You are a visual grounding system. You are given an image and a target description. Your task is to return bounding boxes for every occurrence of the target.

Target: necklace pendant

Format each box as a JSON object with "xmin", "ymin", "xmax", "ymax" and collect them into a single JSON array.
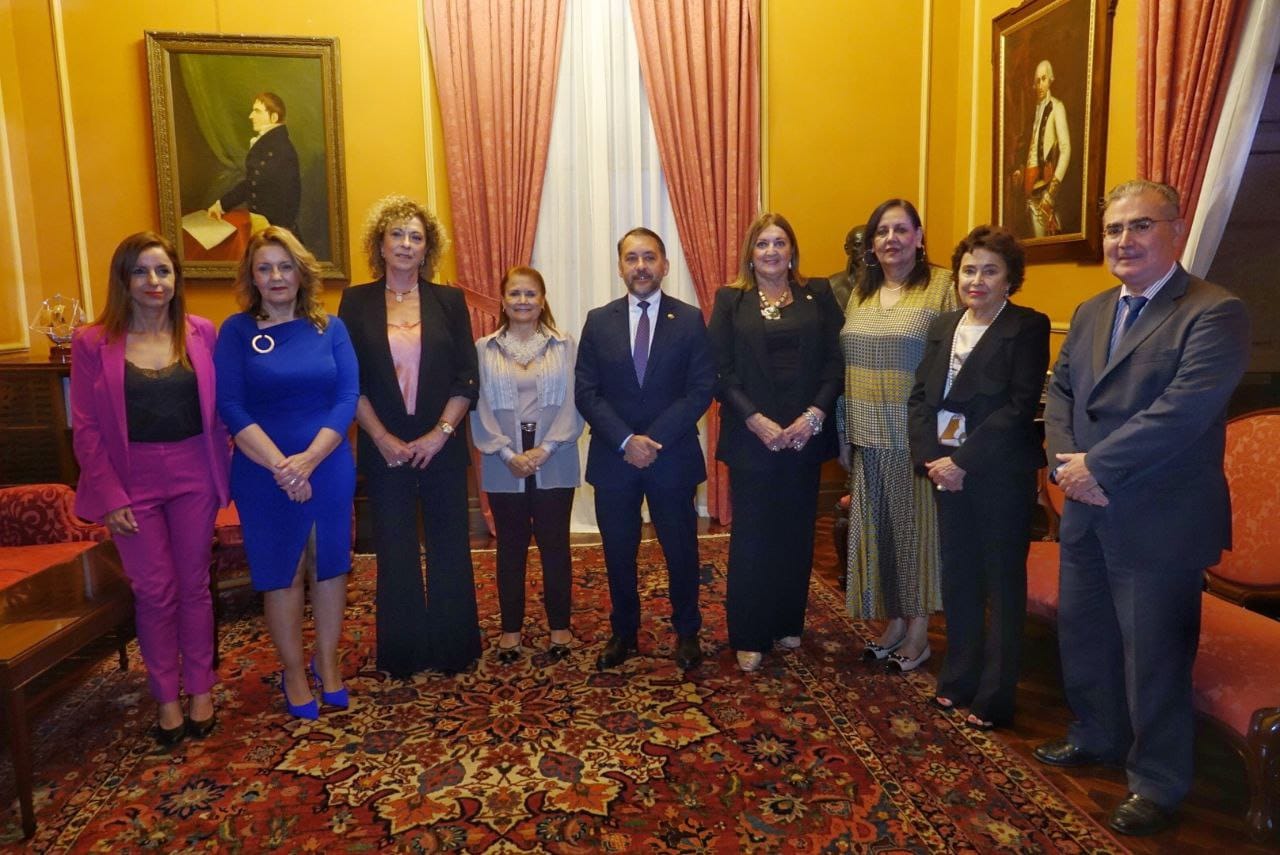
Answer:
[
  {"xmin": 761, "ymin": 304, "xmax": 780, "ymax": 321},
  {"xmin": 395, "ymin": 292, "xmax": 404, "ymax": 303}
]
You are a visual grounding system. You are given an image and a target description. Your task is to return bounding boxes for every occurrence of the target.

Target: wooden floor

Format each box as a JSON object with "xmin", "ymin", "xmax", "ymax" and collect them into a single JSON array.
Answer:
[
  {"xmin": 477, "ymin": 513, "xmax": 1275, "ymax": 853},
  {"xmin": 808, "ymin": 516, "xmax": 1273, "ymax": 853}
]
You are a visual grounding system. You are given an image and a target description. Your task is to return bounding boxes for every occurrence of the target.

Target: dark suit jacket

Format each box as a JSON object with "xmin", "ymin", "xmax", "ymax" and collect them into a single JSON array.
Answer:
[
  {"xmin": 338, "ymin": 279, "xmax": 479, "ymax": 476},
  {"xmin": 70, "ymin": 316, "xmax": 231, "ymax": 522},
  {"xmin": 709, "ymin": 279, "xmax": 843, "ymax": 470},
  {"xmin": 221, "ymin": 125, "xmax": 301, "ymax": 231},
  {"xmin": 1044, "ymin": 265, "xmax": 1250, "ymax": 569},
  {"xmin": 909, "ymin": 302, "xmax": 1050, "ymax": 476},
  {"xmin": 575, "ymin": 292, "xmax": 714, "ymax": 489}
]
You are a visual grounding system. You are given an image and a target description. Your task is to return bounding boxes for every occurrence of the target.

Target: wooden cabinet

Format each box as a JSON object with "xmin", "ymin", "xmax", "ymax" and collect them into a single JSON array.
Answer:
[{"xmin": 0, "ymin": 357, "xmax": 78, "ymax": 486}]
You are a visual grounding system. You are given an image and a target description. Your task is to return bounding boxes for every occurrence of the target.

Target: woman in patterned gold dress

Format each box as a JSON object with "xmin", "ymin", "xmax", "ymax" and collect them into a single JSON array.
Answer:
[{"xmin": 839, "ymin": 199, "xmax": 956, "ymax": 672}]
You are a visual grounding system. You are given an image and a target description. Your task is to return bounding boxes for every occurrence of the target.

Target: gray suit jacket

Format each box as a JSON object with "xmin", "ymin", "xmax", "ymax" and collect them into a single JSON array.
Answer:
[{"xmin": 1044, "ymin": 265, "xmax": 1250, "ymax": 569}]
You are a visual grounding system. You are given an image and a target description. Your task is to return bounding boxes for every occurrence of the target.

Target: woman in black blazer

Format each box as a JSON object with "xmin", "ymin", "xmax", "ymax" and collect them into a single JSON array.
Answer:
[
  {"xmin": 709, "ymin": 212, "xmax": 844, "ymax": 672},
  {"xmin": 908, "ymin": 225, "xmax": 1049, "ymax": 728},
  {"xmin": 337, "ymin": 195, "xmax": 481, "ymax": 678}
]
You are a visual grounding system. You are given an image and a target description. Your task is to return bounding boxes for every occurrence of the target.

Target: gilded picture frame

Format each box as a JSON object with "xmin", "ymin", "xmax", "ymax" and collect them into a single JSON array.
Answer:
[
  {"xmin": 145, "ymin": 32, "xmax": 349, "ymax": 279},
  {"xmin": 993, "ymin": 0, "xmax": 1116, "ymax": 263}
]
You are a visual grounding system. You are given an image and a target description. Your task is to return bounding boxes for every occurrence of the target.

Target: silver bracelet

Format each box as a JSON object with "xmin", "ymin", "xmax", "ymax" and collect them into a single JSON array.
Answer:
[{"xmin": 803, "ymin": 407, "xmax": 822, "ymax": 434}]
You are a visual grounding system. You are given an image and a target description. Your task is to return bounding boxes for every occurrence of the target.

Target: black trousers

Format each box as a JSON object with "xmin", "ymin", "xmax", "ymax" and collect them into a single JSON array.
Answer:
[
  {"xmin": 487, "ymin": 485, "xmax": 574, "ymax": 634},
  {"xmin": 366, "ymin": 462, "xmax": 481, "ymax": 677},
  {"xmin": 726, "ymin": 460, "xmax": 821, "ymax": 652},
  {"xmin": 934, "ymin": 467, "xmax": 1035, "ymax": 725},
  {"xmin": 593, "ymin": 479, "xmax": 701, "ymax": 639}
]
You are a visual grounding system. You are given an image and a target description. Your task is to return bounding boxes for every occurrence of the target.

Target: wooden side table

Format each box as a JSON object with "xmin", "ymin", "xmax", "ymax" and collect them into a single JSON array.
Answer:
[
  {"xmin": 0, "ymin": 541, "xmax": 133, "ymax": 839},
  {"xmin": 0, "ymin": 357, "xmax": 78, "ymax": 486}
]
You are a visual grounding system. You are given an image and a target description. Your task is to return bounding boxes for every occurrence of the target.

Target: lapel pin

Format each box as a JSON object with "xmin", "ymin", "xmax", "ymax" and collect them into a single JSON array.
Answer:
[
  {"xmin": 805, "ymin": 294, "xmax": 813, "ymax": 300},
  {"xmin": 666, "ymin": 312, "xmax": 675, "ymax": 319}
]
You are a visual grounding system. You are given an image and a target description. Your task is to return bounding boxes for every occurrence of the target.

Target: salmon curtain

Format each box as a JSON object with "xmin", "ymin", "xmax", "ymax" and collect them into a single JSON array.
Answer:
[
  {"xmin": 629, "ymin": 0, "xmax": 760, "ymax": 524},
  {"xmin": 424, "ymin": 0, "xmax": 565, "ymax": 535},
  {"xmin": 1137, "ymin": 0, "xmax": 1247, "ymax": 223},
  {"xmin": 423, "ymin": 0, "xmax": 566, "ymax": 337}
]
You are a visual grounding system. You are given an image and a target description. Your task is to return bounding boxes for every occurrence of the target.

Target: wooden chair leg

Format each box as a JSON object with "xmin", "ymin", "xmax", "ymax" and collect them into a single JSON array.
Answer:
[
  {"xmin": 1246, "ymin": 706, "xmax": 1280, "ymax": 842},
  {"xmin": 3, "ymin": 686, "xmax": 37, "ymax": 838}
]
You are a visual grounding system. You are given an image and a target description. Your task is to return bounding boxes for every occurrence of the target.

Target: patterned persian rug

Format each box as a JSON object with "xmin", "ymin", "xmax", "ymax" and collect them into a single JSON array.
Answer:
[{"xmin": 0, "ymin": 536, "xmax": 1124, "ymax": 853}]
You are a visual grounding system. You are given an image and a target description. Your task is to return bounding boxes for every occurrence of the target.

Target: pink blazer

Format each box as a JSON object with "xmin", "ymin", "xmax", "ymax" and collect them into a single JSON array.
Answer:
[{"xmin": 70, "ymin": 315, "xmax": 232, "ymax": 522}]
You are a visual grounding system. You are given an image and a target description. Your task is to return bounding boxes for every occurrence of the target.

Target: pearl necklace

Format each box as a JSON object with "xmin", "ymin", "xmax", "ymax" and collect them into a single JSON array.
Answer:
[
  {"xmin": 961, "ymin": 299, "xmax": 1008, "ymax": 327},
  {"xmin": 944, "ymin": 300, "xmax": 1008, "ymax": 394},
  {"xmin": 386, "ymin": 283, "xmax": 419, "ymax": 303}
]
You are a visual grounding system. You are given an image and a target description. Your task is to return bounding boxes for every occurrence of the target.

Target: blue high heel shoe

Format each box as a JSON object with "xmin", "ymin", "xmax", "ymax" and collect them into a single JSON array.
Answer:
[
  {"xmin": 280, "ymin": 671, "xmax": 319, "ymax": 720},
  {"xmin": 309, "ymin": 657, "xmax": 350, "ymax": 710}
]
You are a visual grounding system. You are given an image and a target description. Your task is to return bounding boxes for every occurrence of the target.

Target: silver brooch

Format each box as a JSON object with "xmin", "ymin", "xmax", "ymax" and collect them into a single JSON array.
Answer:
[{"xmin": 251, "ymin": 334, "xmax": 275, "ymax": 354}]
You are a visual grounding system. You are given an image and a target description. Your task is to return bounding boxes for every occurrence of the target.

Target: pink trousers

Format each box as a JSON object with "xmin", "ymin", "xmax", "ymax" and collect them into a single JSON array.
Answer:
[{"xmin": 115, "ymin": 436, "xmax": 220, "ymax": 702}]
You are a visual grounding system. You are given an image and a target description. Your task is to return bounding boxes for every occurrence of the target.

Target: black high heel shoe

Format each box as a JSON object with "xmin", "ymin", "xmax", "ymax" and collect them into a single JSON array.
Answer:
[
  {"xmin": 186, "ymin": 712, "xmax": 217, "ymax": 739},
  {"xmin": 496, "ymin": 642, "xmax": 523, "ymax": 665},
  {"xmin": 155, "ymin": 720, "xmax": 186, "ymax": 748}
]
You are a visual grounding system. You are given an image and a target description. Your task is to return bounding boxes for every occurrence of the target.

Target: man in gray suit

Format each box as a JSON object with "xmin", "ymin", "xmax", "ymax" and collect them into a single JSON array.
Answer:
[{"xmin": 1038, "ymin": 180, "xmax": 1250, "ymax": 835}]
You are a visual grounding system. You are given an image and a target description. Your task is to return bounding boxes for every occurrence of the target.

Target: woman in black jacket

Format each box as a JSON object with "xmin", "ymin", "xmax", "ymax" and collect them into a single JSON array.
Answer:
[
  {"xmin": 908, "ymin": 225, "xmax": 1049, "ymax": 728},
  {"xmin": 709, "ymin": 212, "xmax": 844, "ymax": 672},
  {"xmin": 337, "ymin": 196, "xmax": 481, "ymax": 678}
]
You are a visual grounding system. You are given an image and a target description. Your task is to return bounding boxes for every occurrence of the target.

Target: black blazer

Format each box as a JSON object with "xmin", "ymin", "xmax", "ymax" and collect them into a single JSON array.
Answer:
[
  {"xmin": 338, "ymin": 279, "xmax": 479, "ymax": 475},
  {"xmin": 220, "ymin": 125, "xmax": 301, "ymax": 231},
  {"xmin": 908, "ymin": 302, "xmax": 1050, "ymax": 476},
  {"xmin": 709, "ymin": 279, "xmax": 843, "ymax": 469},
  {"xmin": 574, "ymin": 292, "xmax": 714, "ymax": 490}
]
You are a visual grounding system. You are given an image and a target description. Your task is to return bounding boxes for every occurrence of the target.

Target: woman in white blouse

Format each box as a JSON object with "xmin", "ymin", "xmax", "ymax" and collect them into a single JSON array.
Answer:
[{"xmin": 471, "ymin": 266, "xmax": 584, "ymax": 664}]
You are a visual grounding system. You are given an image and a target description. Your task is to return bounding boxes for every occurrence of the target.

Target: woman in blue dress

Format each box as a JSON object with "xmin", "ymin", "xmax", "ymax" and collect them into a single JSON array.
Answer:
[{"xmin": 215, "ymin": 227, "xmax": 358, "ymax": 720}]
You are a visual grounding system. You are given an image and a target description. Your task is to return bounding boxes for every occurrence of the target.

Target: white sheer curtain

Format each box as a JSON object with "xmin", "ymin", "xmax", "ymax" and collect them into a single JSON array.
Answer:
[
  {"xmin": 532, "ymin": 0, "xmax": 703, "ymax": 531},
  {"xmin": 1182, "ymin": 0, "xmax": 1280, "ymax": 275}
]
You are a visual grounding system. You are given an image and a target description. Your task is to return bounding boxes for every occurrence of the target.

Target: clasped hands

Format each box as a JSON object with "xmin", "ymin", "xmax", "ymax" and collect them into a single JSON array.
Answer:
[
  {"xmin": 925, "ymin": 456, "xmax": 965, "ymax": 492},
  {"xmin": 748, "ymin": 412, "xmax": 816, "ymax": 453},
  {"xmin": 274, "ymin": 451, "xmax": 317, "ymax": 503},
  {"xmin": 375, "ymin": 428, "xmax": 448, "ymax": 471},
  {"xmin": 623, "ymin": 434, "xmax": 662, "ymax": 469},
  {"xmin": 506, "ymin": 446, "xmax": 550, "ymax": 479},
  {"xmin": 1054, "ymin": 452, "xmax": 1109, "ymax": 507}
]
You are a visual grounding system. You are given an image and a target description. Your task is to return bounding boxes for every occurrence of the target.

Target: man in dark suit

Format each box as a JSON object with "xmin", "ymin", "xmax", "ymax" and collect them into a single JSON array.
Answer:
[
  {"xmin": 1039, "ymin": 180, "xmax": 1250, "ymax": 836},
  {"xmin": 208, "ymin": 92, "xmax": 301, "ymax": 234},
  {"xmin": 575, "ymin": 227, "xmax": 714, "ymax": 671}
]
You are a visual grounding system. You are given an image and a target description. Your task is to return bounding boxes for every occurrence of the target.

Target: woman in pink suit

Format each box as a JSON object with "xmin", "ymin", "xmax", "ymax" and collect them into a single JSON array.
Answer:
[{"xmin": 71, "ymin": 232, "xmax": 231, "ymax": 748}]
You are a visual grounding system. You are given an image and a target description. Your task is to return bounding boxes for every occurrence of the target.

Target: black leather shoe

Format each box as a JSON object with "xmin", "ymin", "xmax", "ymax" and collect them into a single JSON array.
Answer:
[
  {"xmin": 185, "ymin": 713, "xmax": 217, "ymax": 739},
  {"xmin": 674, "ymin": 635, "xmax": 702, "ymax": 670},
  {"xmin": 1108, "ymin": 793, "xmax": 1174, "ymax": 836},
  {"xmin": 496, "ymin": 646, "xmax": 522, "ymax": 665},
  {"xmin": 596, "ymin": 635, "xmax": 638, "ymax": 670},
  {"xmin": 546, "ymin": 643, "xmax": 572, "ymax": 663},
  {"xmin": 1032, "ymin": 738, "xmax": 1120, "ymax": 768},
  {"xmin": 155, "ymin": 721, "xmax": 186, "ymax": 749}
]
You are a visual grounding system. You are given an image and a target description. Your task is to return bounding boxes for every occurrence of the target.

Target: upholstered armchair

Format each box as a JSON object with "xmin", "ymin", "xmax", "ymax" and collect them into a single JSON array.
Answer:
[
  {"xmin": 1205, "ymin": 409, "xmax": 1280, "ymax": 616},
  {"xmin": 0, "ymin": 483, "xmax": 108, "ymax": 590}
]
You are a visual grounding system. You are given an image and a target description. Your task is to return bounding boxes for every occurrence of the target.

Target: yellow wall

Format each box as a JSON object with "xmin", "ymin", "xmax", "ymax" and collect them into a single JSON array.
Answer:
[
  {"xmin": 1, "ymin": 0, "xmax": 451, "ymax": 357},
  {"xmin": 765, "ymin": 0, "xmax": 931, "ymax": 273},
  {"xmin": 766, "ymin": 0, "xmax": 1141, "ymax": 337},
  {"xmin": 4, "ymin": 0, "xmax": 1142, "ymax": 358}
]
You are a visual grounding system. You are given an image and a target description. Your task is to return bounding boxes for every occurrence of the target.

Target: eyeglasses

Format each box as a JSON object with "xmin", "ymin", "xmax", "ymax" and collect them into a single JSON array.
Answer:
[{"xmin": 1102, "ymin": 218, "xmax": 1177, "ymax": 240}]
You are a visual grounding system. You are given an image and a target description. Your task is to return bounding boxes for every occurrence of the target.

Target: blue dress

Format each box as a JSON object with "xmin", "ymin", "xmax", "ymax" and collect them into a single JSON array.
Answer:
[{"xmin": 214, "ymin": 313, "xmax": 358, "ymax": 590}]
